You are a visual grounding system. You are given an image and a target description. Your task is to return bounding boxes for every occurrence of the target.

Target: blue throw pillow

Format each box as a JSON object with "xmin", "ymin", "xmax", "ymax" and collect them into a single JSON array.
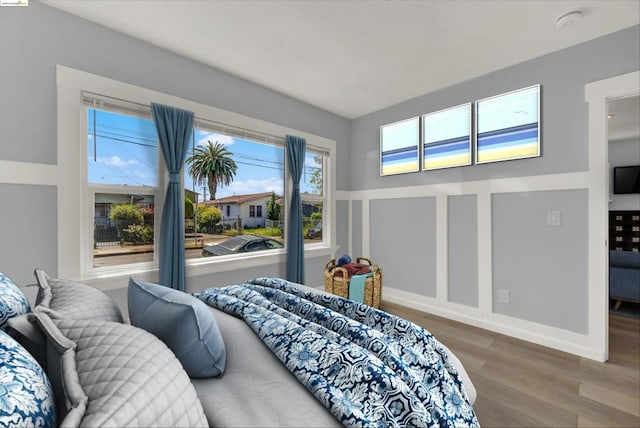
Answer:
[
  {"xmin": 0, "ymin": 271, "xmax": 31, "ymax": 331},
  {"xmin": 128, "ymin": 278, "xmax": 226, "ymax": 378},
  {"xmin": 0, "ymin": 329, "xmax": 56, "ymax": 427}
]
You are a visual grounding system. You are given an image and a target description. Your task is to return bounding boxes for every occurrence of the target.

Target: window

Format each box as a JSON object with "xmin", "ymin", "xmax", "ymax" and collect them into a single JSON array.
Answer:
[
  {"xmin": 301, "ymin": 150, "xmax": 326, "ymax": 243},
  {"xmin": 184, "ymin": 121, "xmax": 285, "ymax": 259},
  {"xmin": 86, "ymin": 105, "xmax": 159, "ymax": 268},
  {"xmin": 65, "ymin": 70, "xmax": 335, "ymax": 279}
]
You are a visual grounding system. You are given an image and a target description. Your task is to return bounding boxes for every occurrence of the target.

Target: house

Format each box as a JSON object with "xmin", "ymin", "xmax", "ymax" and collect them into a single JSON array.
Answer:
[
  {"xmin": 202, "ymin": 192, "xmax": 276, "ymax": 229},
  {"xmin": 0, "ymin": 2, "xmax": 638, "ymax": 425}
]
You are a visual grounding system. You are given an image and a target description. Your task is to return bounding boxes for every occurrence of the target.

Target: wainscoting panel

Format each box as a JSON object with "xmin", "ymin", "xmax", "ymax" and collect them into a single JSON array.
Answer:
[{"xmin": 370, "ymin": 197, "xmax": 437, "ymax": 297}]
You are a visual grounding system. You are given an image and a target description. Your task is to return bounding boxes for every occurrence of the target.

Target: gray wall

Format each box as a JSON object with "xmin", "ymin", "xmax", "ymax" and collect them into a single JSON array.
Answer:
[
  {"xmin": 0, "ymin": 1, "xmax": 349, "ymax": 286},
  {"xmin": 492, "ymin": 190, "xmax": 589, "ymax": 333},
  {"xmin": 609, "ymin": 137, "xmax": 640, "ymax": 211},
  {"xmin": 335, "ymin": 200, "xmax": 349, "ymax": 257},
  {"xmin": 350, "ymin": 25, "xmax": 639, "ymax": 333},
  {"xmin": 370, "ymin": 197, "xmax": 437, "ymax": 297},
  {"xmin": 0, "ymin": 184, "xmax": 57, "ymax": 285},
  {"xmin": 351, "ymin": 200, "xmax": 363, "ymax": 257},
  {"xmin": 349, "ymin": 26, "xmax": 640, "ymax": 191},
  {"xmin": 447, "ymin": 195, "xmax": 478, "ymax": 308}
]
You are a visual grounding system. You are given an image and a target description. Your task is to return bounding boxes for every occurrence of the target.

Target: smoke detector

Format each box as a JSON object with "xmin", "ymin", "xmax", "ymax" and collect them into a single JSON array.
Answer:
[{"xmin": 556, "ymin": 11, "xmax": 583, "ymax": 29}]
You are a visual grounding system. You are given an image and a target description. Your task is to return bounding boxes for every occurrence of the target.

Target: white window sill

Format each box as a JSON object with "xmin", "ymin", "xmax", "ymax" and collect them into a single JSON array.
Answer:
[{"xmin": 81, "ymin": 244, "xmax": 337, "ymax": 291}]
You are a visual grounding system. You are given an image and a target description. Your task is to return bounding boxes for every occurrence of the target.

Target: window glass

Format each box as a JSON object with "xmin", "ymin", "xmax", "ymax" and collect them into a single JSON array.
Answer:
[
  {"xmin": 184, "ymin": 129, "xmax": 285, "ymax": 260},
  {"xmin": 302, "ymin": 151, "xmax": 324, "ymax": 242},
  {"xmin": 84, "ymin": 101, "xmax": 330, "ymax": 271},
  {"xmin": 87, "ymin": 109, "xmax": 158, "ymax": 186},
  {"xmin": 88, "ymin": 108, "xmax": 158, "ymax": 268}
]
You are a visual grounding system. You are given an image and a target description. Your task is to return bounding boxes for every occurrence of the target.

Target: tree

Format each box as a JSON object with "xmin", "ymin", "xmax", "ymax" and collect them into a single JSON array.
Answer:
[
  {"xmin": 266, "ymin": 192, "xmax": 281, "ymax": 221},
  {"xmin": 309, "ymin": 154, "xmax": 323, "ymax": 194},
  {"xmin": 186, "ymin": 141, "xmax": 238, "ymax": 200}
]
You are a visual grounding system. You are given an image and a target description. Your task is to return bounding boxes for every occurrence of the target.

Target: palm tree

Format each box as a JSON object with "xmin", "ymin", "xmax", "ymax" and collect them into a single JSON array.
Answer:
[{"xmin": 186, "ymin": 141, "xmax": 238, "ymax": 200}]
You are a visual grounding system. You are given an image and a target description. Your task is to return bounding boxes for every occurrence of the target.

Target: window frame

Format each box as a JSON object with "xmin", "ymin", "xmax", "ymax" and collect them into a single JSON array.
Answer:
[{"xmin": 57, "ymin": 65, "xmax": 337, "ymax": 282}]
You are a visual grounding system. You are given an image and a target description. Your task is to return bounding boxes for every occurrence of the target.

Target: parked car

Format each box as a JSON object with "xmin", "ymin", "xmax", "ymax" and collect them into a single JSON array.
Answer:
[
  {"xmin": 306, "ymin": 223, "xmax": 322, "ymax": 239},
  {"xmin": 202, "ymin": 234, "xmax": 283, "ymax": 257}
]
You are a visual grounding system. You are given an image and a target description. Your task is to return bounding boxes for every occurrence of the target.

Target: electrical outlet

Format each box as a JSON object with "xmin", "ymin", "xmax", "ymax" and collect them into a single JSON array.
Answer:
[
  {"xmin": 498, "ymin": 289, "xmax": 510, "ymax": 304},
  {"xmin": 547, "ymin": 210, "xmax": 561, "ymax": 226}
]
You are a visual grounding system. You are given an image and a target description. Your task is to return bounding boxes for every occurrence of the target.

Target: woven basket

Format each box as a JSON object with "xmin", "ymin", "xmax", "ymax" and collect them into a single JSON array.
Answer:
[{"xmin": 324, "ymin": 257, "xmax": 382, "ymax": 308}]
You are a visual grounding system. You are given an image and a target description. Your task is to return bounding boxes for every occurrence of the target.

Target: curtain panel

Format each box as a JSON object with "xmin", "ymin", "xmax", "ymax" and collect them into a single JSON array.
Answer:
[
  {"xmin": 151, "ymin": 103, "xmax": 194, "ymax": 291},
  {"xmin": 285, "ymin": 135, "xmax": 306, "ymax": 284}
]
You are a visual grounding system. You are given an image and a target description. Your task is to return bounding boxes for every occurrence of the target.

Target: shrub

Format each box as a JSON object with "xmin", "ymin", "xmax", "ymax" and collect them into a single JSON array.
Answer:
[
  {"xmin": 123, "ymin": 224, "xmax": 154, "ymax": 244},
  {"xmin": 196, "ymin": 206, "xmax": 222, "ymax": 233},
  {"xmin": 310, "ymin": 211, "xmax": 322, "ymax": 223},
  {"xmin": 109, "ymin": 204, "xmax": 143, "ymax": 224},
  {"xmin": 185, "ymin": 198, "xmax": 194, "ymax": 220}
]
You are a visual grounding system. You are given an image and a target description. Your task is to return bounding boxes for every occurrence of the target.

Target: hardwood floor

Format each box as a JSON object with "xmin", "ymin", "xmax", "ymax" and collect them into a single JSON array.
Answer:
[{"xmin": 382, "ymin": 302, "xmax": 640, "ymax": 427}]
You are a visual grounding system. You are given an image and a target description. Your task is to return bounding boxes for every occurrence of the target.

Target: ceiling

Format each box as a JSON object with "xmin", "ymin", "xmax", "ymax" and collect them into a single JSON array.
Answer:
[{"xmin": 42, "ymin": 0, "xmax": 639, "ymax": 119}]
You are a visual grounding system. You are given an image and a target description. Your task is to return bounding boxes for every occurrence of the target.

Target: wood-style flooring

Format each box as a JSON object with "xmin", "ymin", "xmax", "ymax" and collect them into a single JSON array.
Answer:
[{"xmin": 382, "ymin": 301, "xmax": 640, "ymax": 427}]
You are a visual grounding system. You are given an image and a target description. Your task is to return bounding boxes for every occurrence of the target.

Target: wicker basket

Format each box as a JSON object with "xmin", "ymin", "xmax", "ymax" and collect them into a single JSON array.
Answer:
[{"xmin": 324, "ymin": 257, "xmax": 382, "ymax": 308}]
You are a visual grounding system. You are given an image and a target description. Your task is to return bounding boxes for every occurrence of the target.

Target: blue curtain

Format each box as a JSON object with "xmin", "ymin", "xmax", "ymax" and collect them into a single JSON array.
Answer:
[
  {"xmin": 286, "ymin": 135, "xmax": 306, "ymax": 284},
  {"xmin": 151, "ymin": 103, "xmax": 194, "ymax": 291}
]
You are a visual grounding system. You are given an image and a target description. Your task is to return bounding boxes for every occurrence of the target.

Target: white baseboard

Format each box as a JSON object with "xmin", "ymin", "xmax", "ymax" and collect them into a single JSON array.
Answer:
[{"xmin": 383, "ymin": 286, "xmax": 606, "ymax": 362}]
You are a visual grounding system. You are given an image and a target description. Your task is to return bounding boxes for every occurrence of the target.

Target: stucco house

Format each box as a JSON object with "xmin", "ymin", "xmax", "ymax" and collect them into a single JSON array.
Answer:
[{"xmin": 202, "ymin": 192, "xmax": 277, "ymax": 229}]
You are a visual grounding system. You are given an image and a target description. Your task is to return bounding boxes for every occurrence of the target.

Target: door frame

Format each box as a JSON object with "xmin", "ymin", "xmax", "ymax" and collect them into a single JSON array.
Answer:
[{"xmin": 586, "ymin": 71, "xmax": 640, "ymax": 362}]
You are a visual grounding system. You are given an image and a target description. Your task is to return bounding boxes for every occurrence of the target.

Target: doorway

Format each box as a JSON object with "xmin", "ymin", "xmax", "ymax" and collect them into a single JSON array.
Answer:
[{"xmin": 586, "ymin": 71, "xmax": 640, "ymax": 362}]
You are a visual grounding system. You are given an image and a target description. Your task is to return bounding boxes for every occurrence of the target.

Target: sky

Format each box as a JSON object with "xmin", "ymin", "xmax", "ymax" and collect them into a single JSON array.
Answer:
[{"xmin": 87, "ymin": 108, "xmax": 322, "ymax": 201}]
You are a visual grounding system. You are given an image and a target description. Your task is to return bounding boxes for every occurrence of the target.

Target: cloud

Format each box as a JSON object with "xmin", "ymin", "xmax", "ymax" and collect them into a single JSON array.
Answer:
[
  {"xmin": 197, "ymin": 132, "xmax": 235, "ymax": 147},
  {"xmin": 305, "ymin": 155, "xmax": 322, "ymax": 168},
  {"xmin": 96, "ymin": 156, "xmax": 138, "ymax": 167}
]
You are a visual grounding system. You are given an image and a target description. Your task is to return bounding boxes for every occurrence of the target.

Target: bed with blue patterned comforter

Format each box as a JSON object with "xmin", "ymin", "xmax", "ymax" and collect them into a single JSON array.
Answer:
[{"xmin": 196, "ymin": 277, "xmax": 479, "ymax": 428}]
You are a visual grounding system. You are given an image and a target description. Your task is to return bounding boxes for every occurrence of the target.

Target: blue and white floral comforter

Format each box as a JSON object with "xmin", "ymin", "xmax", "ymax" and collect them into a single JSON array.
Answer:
[{"xmin": 197, "ymin": 277, "xmax": 480, "ymax": 428}]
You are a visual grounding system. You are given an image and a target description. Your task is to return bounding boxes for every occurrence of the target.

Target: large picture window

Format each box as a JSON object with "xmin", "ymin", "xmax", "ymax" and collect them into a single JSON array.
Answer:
[
  {"xmin": 82, "ymin": 92, "xmax": 331, "ymax": 272},
  {"xmin": 87, "ymin": 107, "xmax": 160, "ymax": 268}
]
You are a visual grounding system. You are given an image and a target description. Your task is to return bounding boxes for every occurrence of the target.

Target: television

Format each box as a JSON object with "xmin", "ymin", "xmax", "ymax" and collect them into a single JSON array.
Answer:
[{"xmin": 613, "ymin": 165, "xmax": 640, "ymax": 194}]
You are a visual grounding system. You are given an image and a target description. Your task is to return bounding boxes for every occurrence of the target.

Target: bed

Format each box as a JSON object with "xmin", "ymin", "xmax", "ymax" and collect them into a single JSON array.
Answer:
[{"xmin": 0, "ymin": 269, "xmax": 479, "ymax": 428}]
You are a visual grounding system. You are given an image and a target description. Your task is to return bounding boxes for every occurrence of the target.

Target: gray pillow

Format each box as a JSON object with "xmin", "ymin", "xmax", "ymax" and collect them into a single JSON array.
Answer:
[
  {"xmin": 34, "ymin": 310, "xmax": 208, "ymax": 428},
  {"xmin": 128, "ymin": 278, "xmax": 226, "ymax": 378},
  {"xmin": 34, "ymin": 268, "xmax": 123, "ymax": 323}
]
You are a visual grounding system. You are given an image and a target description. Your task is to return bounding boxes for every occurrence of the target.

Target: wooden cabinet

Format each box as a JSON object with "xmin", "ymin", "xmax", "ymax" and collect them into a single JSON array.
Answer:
[{"xmin": 609, "ymin": 210, "xmax": 640, "ymax": 252}]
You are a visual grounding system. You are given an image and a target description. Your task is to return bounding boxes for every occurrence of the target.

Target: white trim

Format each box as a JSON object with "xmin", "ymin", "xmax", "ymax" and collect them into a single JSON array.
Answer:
[
  {"xmin": 436, "ymin": 193, "xmax": 448, "ymax": 301},
  {"xmin": 349, "ymin": 171, "xmax": 589, "ymax": 201},
  {"xmin": 362, "ymin": 199, "xmax": 370, "ymax": 257},
  {"xmin": 82, "ymin": 245, "xmax": 337, "ymax": 291},
  {"xmin": 585, "ymin": 71, "xmax": 640, "ymax": 362},
  {"xmin": 476, "ymin": 186, "xmax": 493, "ymax": 313},
  {"xmin": 350, "ymin": 169, "xmax": 598, "ymax": 359},
  {"xmin": 56, "ymin": 65, "xmax": 337, "ymax": 282},
  {"xmin": 384, "ymin": 286, "xmax": 604, "ymax": 361},
  {"xmin": 0, "ymin": 161, "xmax": 59, "ymax": 186}
]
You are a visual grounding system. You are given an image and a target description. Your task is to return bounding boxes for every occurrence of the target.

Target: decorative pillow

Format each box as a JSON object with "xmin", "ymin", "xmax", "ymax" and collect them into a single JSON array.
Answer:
[
  {"xmin": 34, "ymin": 311, "xmax": 208, "ymax": 428},
  {"xmin": 128, "ymin": 278, "xmax": 226, "ymax": 378},
  {"xmin": 0, "ymin": 271, "xmax": 31, "ymax": 330},
  {"xmin": 33, "ymin": 269, "xmax": 123, "ymax": 323},
  {"xmin": 0, "ymin": 329, "xmax": 56, "ymax": 427}
]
